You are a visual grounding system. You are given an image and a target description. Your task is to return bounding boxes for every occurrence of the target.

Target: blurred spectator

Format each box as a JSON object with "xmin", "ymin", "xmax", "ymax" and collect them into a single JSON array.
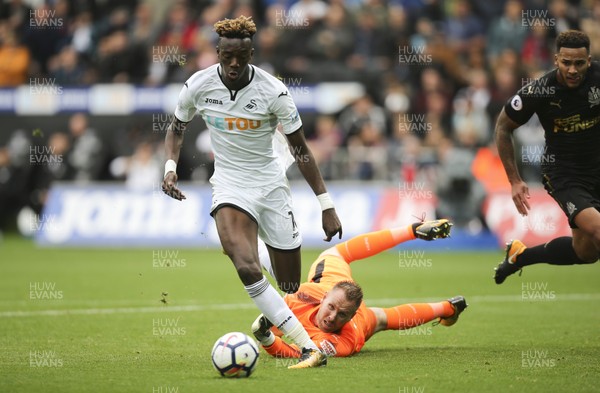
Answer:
[
  {"xmin": 23, "ymin": 3, "xmax": 69, "ymax": 76},
  {"xmin": 155, "ymin": 1, "xmax": 197, "ymax": 54},
  {"xmin": 0, "ymin": 22, "xmax": 30, "ymax": 86},
  {"xmin": 419, "ymin": 30, "xmax": 466, "ymax": 91},
  {"xmin": 109, "ymin": 140, "xmax": 162, "ymax": 189},
  {"xmin": 580, "ymin": 0, "xmax": 600, "ymax": 58},
  {"xmin": 419, "ymin": 91, "xmax": 452, "ymax": 147},
  {"xmin": 442, "ymin": 0, "xmax": 485, "ymax": 58},
  {"xmin": 305, "ymin": 2, "xmax": 355, "ymax": 82},
  {"xmin": 30, "ymin": 132, "xmax": 73, "ymax": 213},
  {"xmin": 409, "ymin": 17, "xmax": 436, "ymax": 50},
  {"xmin": 347, "ymin": 120, "xmax": 388, "ymax": 180},
  {"xmin": 48, "ymin": 45, "xmax": 87, "ymax": 85},
  {"xmin": 359, "ymin": 0, "xmax": 389, "ymax": 27},
  {"xmin": 339, "ymin": 94, "xmax": 388, "ymax": 143},
  {"xmin": 0, "ymin": 130, "xmax": 32, "ymax": 225},
  {"xmin": 93, "ymin": 6, "xmax": 130, "ymax": 45},
  {"xmin": 411, "ymin": 67, "xmax": 453, "ymax": 138},
  {"xmin": 306, "ymin": 115, "xmax": 343, "ymax": 179},
  {"xmin": 347, "ymin": 6, "xmax": 392, "ymax": 75},
  {"xmin": 70, "ymin": 11, "xmax": 94, "ymax": 56},
  {"xmin": 451, "ymin": 69, "xmax": 492, "ymax": 147},
  {"xmin": 435, "ymin": 138, "xmax": 486, "ymax": 231},
  {"xmin": 252, "ymin": 25, "xmax": 281, "ymax": 75},
  {"xmin": 0, "ymin": 0, "xmax": 31, "ymax": 33},
  {"xmin": 548, "ymin": 0, "xmax": 580, "ymax": 34},
  {"xmin": 383, "ymin": 79, "xmax": 410, "ymax": 118},
  {"xmin": 486, "ymin": 0, "xmax": 529, "ymax": 64},
  {"xmin": 388, "ymin": 133, "xmax": 436, "ymax": 185},
  {"xmin": 521, "ymin": 22, "xmax": 553, "ymax": 76},
  {"xmin": 488, "ymin": 63, "xmax": 522, "ymax": 120},
  {"xmin": 129, "ymin": 2, "xmax": 160, "ymax": 47},
  {"xmin": 386, "ymin": 5, "xmax": 409, "ymax": 46},
  {"xmin": 471, "ymin": 141, "xmax": 511, "ymax": 195},
  {"xmin": 289, "ymin": 0, "xmax": 329, "ymax": 22},
  {"xmin": 265, "ymin": 1, "xmax": 326, "ymax": 79},
  {"xmin": 96, "ymin": 29, "xmax": 148, "ymax": 83},
  {"xmin": 67, "ymin": 113, "xmax": 105, "ymax": 182}
]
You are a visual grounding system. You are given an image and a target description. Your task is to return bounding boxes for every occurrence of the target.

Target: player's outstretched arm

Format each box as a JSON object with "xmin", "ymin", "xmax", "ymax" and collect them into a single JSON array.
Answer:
[
  {"xmin": 162, "ymin": 117, "xmax": 188, "ymax": 201},
  {"xmin": 286, "ymin": 128, "xmax": 342, "ymax": 241},
  {"xmin": 495, "ymin": 108, "xmax": 530, "ymax": 216}
]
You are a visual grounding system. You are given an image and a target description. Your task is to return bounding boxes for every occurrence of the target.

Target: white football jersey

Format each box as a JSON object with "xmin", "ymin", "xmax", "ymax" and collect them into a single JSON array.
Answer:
[{"xmin": 174, "ymin": 64, "xmax": 302, "ymax": 187}]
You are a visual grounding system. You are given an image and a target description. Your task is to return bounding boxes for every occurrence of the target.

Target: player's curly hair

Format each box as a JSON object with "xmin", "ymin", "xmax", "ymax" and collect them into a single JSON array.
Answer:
[
  {"xmin": 333, "ymin": 280, "xmax": 363, "ymax": 311},
  {"xmin": 556, "ymin": 30, "xmax": 590, "ymax": 52},
  {"xmin": 213, "ymin": 15, "xmax": 257, "ymax": 40}
]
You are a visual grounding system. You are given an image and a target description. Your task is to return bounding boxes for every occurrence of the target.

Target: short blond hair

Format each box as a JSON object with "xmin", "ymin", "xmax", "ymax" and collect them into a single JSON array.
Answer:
[{"xmin": 333, "ymin": 280, "xmax": 363, "ymax": 310}]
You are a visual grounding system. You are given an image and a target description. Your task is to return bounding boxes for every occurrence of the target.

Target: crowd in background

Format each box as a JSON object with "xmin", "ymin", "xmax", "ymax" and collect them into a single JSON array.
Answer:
[{"xmin": 1, "ymin": 0, "xmax": 599, "ymax": 231}]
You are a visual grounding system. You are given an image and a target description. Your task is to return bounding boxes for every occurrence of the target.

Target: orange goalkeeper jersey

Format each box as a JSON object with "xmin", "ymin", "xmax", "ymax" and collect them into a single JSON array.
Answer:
[{"xmin": 263, "ymin": 255, "xmax": 377, "ymax": 358}]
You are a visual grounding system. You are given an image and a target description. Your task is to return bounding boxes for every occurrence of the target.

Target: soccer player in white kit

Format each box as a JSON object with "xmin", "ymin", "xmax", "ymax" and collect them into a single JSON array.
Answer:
[{"xmin": 162, "ymin": 15, "xmax": 342, "ymax": 368}]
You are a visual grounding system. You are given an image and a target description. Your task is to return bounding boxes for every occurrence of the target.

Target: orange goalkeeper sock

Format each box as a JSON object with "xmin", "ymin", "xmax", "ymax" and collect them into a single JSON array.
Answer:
[
  {"xmin": 335, "ymin": 225, "xmax": 417, "ymax": 263},
  {"xmin": 383, "ymin": 302, "xmax": 455, "ymax": 330}
]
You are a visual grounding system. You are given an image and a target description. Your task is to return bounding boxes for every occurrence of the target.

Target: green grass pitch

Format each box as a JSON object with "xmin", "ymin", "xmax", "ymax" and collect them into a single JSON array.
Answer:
[{"xmin": 1, "ymin": 235, "xmax": 599, "ymax": 393}]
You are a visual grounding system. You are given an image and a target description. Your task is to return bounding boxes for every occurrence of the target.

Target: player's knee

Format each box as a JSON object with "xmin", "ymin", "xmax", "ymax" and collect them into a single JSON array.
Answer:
[
  {"xmin": 235, "ymin": 263, "xmax": 263, "ymax": 286},
  {"xmin": 574, "ymin": 248, "xmax": 598, "ymax": 264},
  {"xmin": 577, "ymin": 256, "xmax": 597, "ymax": 264}
]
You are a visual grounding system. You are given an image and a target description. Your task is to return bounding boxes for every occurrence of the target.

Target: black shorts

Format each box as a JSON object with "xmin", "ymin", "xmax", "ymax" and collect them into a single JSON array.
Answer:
[{"xmin": 542, "ymin": 172, "xmax": 600, "ymax": 228}]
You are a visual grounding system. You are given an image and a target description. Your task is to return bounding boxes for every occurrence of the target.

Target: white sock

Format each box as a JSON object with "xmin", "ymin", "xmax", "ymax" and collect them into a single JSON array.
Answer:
[
  {"xmin": 245, "ymin": 276, "xmax": 317, "ymax": 350},
  {"xmin": 257, "ymin": 239, "xmax": 276, "ymax": 279}
]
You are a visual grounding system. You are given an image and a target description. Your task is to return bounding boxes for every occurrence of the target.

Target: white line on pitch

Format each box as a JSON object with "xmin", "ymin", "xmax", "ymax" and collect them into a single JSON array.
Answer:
[
  {"xmin": 0, "ymin": 303, "xmax": 256, "ymax": 318},
  {"xmin": 1, "ymin": 293, "xmax": 599, "ymax": 318}
]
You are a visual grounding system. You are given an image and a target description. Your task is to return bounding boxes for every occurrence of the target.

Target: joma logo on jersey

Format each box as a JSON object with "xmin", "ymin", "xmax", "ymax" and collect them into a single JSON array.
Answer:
[
  {"xmin": 205, "ymin": 115, "xmax": 261, "ymax": 131},
  {"xmin": 205, "ymin": 97, "xmax": 223, "ymax": 105}
]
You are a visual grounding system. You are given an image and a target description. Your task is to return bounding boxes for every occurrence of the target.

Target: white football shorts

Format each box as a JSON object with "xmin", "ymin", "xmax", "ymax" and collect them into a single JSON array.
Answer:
[{"xmin": 210, "ymin": 179, "xmax": 302, "ymax": 250}]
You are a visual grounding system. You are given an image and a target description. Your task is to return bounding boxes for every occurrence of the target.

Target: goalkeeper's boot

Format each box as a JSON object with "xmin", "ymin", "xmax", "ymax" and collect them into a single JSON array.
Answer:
[
  {"xmin": 251, "ymin": 314, "xmax": 274, "ymax": 345},
  {"xmin": 436, "ymin": 296, "xmax": 468, "ymax": 327},
  {"xmin": 494, "ymin": 239, "xmax": 526, "ymax": 284},
  {"xmin": 414, "ymin": 219, "xmax": 453, "ymax": 241},
  {"xmin": 288, "ymin": 348, "xmax": 327, "ymax": 369}
]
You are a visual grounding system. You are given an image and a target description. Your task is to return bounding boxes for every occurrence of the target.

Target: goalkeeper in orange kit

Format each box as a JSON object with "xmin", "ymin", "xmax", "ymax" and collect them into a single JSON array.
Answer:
[{"xmin": 252, "ymin": 219, "xmax": 467, "ymax": 360}]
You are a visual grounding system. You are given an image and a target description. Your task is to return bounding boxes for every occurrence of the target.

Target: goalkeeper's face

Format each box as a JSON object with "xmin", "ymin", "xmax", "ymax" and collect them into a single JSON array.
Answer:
[{"xmin": 315, "ymin": 288, "xmax": 358, "ymax": 333}]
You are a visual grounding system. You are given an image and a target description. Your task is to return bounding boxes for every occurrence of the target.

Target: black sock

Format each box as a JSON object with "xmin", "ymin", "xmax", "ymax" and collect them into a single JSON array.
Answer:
[
  {"xmin": 516, "ymin": 237, "xmax": 590, "ymax": 267},
  {"xmin": 411, "ymin": 223, "xmax": 420, "ymax": 236}
]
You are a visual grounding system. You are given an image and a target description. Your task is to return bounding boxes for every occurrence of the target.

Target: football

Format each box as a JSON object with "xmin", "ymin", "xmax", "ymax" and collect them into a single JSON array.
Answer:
[{"xmin": 211, "ymin": 332, "xmax": 259, "ymax": 378}]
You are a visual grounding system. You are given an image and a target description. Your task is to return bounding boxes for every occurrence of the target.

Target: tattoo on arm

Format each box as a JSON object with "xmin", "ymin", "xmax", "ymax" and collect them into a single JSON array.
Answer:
[{"xmin": 494, "ymin": 109, "xmax": 522, "ymax": 184}]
